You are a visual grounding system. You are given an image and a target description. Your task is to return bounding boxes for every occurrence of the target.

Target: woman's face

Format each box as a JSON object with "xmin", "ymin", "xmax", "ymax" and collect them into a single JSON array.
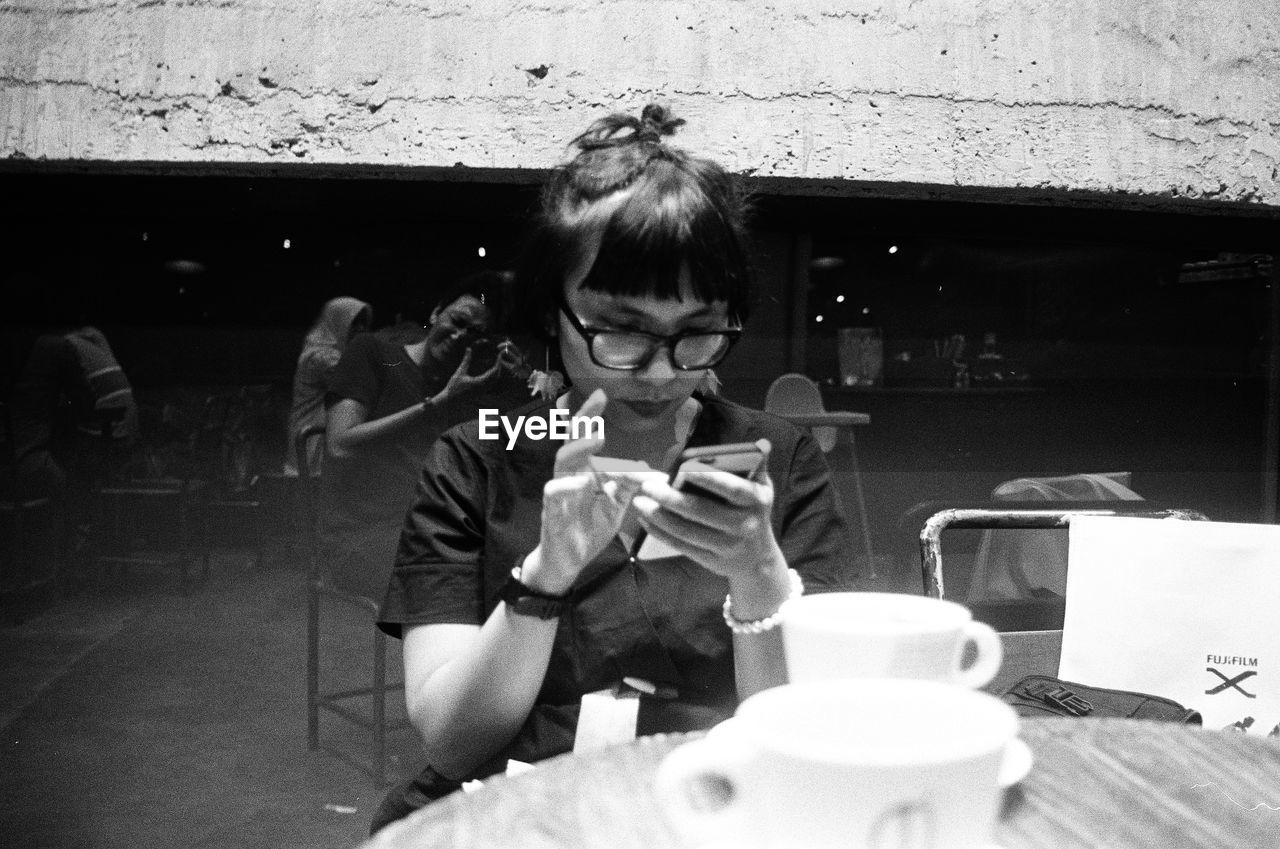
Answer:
[
  {"xmin": 426, "ymin": 295, "xmax": 490, "ymax": 364},
  {"xmin": 558, "ymin": 268, "xmax": 731, "ymax": 436}
]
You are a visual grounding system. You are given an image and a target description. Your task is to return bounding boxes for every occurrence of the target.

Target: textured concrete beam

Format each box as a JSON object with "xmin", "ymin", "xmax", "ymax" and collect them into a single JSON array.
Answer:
[{"xmin": 2, "ymin": 0, "xmax": 1278, "ymax": 206}]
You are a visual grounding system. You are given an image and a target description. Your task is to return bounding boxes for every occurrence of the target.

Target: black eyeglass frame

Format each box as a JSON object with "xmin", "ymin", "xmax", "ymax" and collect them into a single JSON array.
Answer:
[{"xmin": 558, "ymin": 302, "xmax": 742, "ymax": 372}]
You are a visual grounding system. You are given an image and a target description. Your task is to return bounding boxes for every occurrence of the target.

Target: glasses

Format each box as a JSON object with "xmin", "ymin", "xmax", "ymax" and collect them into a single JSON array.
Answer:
[{"xmin": 559, "ymin": 303, "xmax": 741, "ymax": 371}]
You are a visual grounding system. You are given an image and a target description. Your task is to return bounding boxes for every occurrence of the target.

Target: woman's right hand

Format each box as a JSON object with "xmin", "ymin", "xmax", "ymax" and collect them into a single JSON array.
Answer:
[{"xmin": 521, "ymin": 389, "xmax": 638, "ymax": 595}]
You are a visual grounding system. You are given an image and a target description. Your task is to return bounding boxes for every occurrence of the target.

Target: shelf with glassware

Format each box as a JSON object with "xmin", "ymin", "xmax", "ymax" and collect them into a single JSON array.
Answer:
[
  {"xmin": 820, "ymin": 328, "xmax": 1043, "ymax": 396},
  {"xmin": 823, "ymin": 384, "xmax": 1045, "ymax": 396}
]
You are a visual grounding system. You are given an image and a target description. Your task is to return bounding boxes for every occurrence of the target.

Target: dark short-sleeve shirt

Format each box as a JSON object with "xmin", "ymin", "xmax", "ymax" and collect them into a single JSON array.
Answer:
[
  {"xmin": 324, "ymin": 333, "xmax": 446, "ymax": 524},
  {"xmin": 378, "ymin": 393, "xmax": 861, "ymax": 777},
  {"xmin": 324, "ymin": 332, "xmax": 532, "ymax": 524}
]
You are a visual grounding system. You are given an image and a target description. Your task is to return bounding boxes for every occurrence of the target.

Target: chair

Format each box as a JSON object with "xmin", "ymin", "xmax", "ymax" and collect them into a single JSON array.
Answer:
[
  {"xmin": 917, "ymin": 506, "xmax": 1209, "ymax": 631},
  {"xmin": 297, "ymin": 424, "xmax": 408, "ymax": 785},
  {"xmin": 0, "ymin": 401, "xmax": 62, "ymax": 612},
  {"xmin": 90, "ymin": 406, "xmax": 204, "ymax": 591},
  {"xmin": 190, "ymin": 387, "xmax": 272, "ymax": 571},
  {"xmin": 765, "ymin": 373, "xmax": 875, "ymax": 575},
  {"xmin": 967, "ymin": 473, "xmax": 1143, "ymax": 605}
]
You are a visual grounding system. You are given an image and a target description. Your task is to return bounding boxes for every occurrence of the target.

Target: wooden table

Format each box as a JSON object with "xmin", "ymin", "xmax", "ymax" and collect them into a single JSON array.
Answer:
[{"xmin": 362, "ymin": 718, "xmax": 1280, "ymax": 849}]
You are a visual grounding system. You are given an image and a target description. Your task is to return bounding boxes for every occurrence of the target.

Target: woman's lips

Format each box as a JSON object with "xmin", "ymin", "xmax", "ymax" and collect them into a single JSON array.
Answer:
[{"xmin": 616, "ymin": 398, "xmax": 675, "ymax": 418}]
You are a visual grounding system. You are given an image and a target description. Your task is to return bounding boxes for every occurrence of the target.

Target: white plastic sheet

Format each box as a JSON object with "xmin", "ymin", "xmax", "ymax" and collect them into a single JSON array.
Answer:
[{"xmin": 1060, "ymin": 516, "xmax": 1280, "ymax": 735}]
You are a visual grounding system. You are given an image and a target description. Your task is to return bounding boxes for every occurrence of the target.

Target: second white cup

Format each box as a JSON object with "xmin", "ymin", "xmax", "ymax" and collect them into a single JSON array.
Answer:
[
  {"xmin": 780, "ymin": 591, "xmax": 1003, "ymax": 688},
  {"xmin": 655, "ymin": 679, "xmax": 1020, "ymax": 849}
]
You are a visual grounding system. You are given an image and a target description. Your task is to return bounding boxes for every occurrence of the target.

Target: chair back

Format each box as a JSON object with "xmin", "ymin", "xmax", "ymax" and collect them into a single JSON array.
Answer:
[
  {"xmin": 765, "ymin": 373, "xmax": 836, "ymax": 452},
  {"xmin": 187, "ymin": 387, "xmax": 272, "ymax": 495},
  {"xmin": 969, "ymin": 472, "xmax": 1144, "ymax": 606},
  {"xmin": 918, "ymin": 507, "xmax": 1209, "ymax": 630}
]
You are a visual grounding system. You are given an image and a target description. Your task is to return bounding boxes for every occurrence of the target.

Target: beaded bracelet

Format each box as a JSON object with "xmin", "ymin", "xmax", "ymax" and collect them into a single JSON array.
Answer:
[{"xmin": 722, "ymin": 568, "xmax": 804, "ymax": 635}]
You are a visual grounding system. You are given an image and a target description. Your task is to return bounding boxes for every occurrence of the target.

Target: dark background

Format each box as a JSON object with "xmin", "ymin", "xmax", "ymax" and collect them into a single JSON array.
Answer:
[{"xmin": 2, "ymin": 169, "xmax": 1277, "ymax": 575}]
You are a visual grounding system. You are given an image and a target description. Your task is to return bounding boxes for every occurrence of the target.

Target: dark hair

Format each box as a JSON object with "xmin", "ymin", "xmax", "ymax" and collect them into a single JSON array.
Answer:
[
  {"xmin": 433, "ymin": 270, "xmax": 509, "ymax": 315},
  {"xmin": 514, "ymin": 104, "xmax": 753, "ymax": 340}
]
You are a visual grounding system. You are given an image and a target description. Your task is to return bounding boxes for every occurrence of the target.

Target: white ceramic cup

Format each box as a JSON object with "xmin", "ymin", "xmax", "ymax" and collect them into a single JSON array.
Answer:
[
  {"xmin": 654, "ymin": 679, "xmax": 1019, "ymax": 849},
  {"xmin": 780, "ymin": 592, "xmax": 1003, "ymax": 688}
]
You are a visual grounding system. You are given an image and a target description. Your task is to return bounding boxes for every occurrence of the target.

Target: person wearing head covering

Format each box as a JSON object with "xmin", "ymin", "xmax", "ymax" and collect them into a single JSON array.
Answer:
[{"xmin": 283, "ymin": 297, "xmax": 372, "ymax": 477}]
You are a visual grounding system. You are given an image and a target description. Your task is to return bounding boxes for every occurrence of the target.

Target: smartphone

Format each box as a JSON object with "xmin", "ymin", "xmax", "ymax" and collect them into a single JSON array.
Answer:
[
  {"xmin": 669, "ymin": 441, "xmax": 768, "ymax": 505},
  {"xmin": 635, "ymin": 440, "xmax": 768, "ymax": 560}
]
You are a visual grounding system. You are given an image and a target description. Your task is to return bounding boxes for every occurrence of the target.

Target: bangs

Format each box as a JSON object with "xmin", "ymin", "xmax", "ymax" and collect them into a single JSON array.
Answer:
[
  {"xmin": 510, "ymin": 113, "xmax": 756, "ymax": 343},
  {"xmin": 570, "ymin": 159, "xmax": 752, "ymax": 323}
]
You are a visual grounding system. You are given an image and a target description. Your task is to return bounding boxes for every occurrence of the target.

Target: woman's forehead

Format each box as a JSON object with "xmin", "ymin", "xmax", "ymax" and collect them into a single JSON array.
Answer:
[
  {"xmin": 567, "ymin": 284, "xmax": 727, "ymax": 322},
  {"xmin": 442, "ymin": 295, "xmax": 488, "ymax": 322}
]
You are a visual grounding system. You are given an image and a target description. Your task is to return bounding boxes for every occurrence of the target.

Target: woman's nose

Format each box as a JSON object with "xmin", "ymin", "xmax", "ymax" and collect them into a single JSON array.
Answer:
[{"xmin": 635, "ymin": 348, "xmax": 678, "ymax": 382}]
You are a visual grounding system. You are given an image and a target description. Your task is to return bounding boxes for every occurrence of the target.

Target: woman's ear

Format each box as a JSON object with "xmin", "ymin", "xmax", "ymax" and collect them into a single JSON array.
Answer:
[
  {"xmin": 543, "ymin": 309, "xmax": 558, "ymax": 337},
  {"xmin": 427, "ymin": 305, "xmax": 442, "ymax": 327}
]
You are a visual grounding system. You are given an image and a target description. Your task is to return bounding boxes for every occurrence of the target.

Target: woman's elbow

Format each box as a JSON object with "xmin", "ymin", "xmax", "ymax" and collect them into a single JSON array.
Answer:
[
  {"xmin": 325, "ymin": 430, "xmax": 357, "ymax": 460},
  {"xmin": 408, "ymin": 705, "xmax": 486, "ymax": 778}
]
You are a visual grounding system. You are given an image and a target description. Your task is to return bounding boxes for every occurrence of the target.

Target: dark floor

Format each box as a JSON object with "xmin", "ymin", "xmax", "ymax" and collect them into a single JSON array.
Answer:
[
  {"xmin": 0, "ymin": 547, "xmax": 424, "ymax": 849},
  {"xmin": 0, "ymin": 513, "xmax": 918, "ymax": 849}
]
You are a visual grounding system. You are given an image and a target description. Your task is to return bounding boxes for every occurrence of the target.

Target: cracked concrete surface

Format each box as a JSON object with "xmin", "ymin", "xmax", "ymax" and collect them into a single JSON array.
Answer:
[{"xmin": 1, "ymin": 0, "xmax": 1278, "ymax": 205}]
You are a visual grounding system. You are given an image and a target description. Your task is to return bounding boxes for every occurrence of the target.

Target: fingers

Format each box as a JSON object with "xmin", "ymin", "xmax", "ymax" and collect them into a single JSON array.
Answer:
[
  {"xmin": 451, "ymin": 348, "xmax": 474, "ymax": 379},
  {"xmin": 632, "ymin": 491, "xmax": 717, "ymax": 543},
  {"xmin": 551, "ymin": 388, "xmax": 609, "ymax": 478},
  {"xmin": 573, "ymin": 387, "xmax": 608, "ymax": 420},
  {"xmin": 477, "ymin": 356, "xmax": 504, "ymax": 382},
  {"xmin": 628, "ymin": 444, "xmax": 775, "ymax": 562},
  {"xmin": 631, "ymin": 488, "xmax": 770, "ymax": 568},
  {"xmin": 634, "ymin": 510, "xmax": 720, "ymax": 563},
  {"xmin": 553, "ymin": 434, "xmax": 606, "ymax": 478}
]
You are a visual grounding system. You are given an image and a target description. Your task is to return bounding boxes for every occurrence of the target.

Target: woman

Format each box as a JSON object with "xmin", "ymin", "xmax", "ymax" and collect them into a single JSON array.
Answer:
[
  {"xmin": 321, "ymin": 274, "xmax": 524, "ymax": 599},
  {"xmin": 373, "ymin": 104, "xmax": 860, "ymax": 830},
  {"xmin": 283, "ymin": 296, "xmax": 371, "ymax": 477}
]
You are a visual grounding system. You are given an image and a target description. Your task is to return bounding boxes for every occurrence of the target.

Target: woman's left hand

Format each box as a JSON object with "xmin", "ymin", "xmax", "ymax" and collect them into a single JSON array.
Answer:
[{"xmin": 630, "ymin": 440, "xmax": 788, "ymax": 589}]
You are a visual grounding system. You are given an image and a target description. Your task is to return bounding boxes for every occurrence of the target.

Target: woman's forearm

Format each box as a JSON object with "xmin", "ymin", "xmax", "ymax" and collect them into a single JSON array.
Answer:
[
  {"xmin": 732, "ymin": 628, "xmax": 789, "ymax": 700},
  {"xmin": 726, "ymin": 557, "xmax": 794, "ymax": 700},
  {"xmin": 326, "ymin": 396, "xmax": 446, "ymax": 459},
  {"xmin": 405, "ymin": 602, "xmax": 560, "ymax": 779}
]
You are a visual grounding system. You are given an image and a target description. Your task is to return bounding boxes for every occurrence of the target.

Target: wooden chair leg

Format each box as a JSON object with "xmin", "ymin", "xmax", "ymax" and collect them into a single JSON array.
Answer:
[
  {"xmin": 373, "ymin": 628, "xmax": 388, "ymax": 787},
  {"xmin": 178, "ymin": 504, "xmax": 197, "ymax": 594},
  {"xmin": 846, "ymin": 433, "xmax": 876, "ymax": 579},
  {"xmin": 306, "ymin": 589, "xmax": 320, "ymax": 750}
]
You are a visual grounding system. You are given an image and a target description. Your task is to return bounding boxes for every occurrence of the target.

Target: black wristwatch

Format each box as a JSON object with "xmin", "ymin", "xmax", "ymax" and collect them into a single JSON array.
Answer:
[{"xmin": 500, "ymin": 565, "xmax": 571, "ymax": 620}]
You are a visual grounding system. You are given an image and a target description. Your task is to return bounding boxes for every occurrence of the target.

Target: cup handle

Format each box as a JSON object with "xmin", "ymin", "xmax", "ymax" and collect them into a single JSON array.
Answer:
[
  {"xmin": 653, "ymin": 735, "xmax": 752, "ymax": 845},
  {"xmin": 953, "ymin": 619, "xmax": 1003, "ymax": 688}
]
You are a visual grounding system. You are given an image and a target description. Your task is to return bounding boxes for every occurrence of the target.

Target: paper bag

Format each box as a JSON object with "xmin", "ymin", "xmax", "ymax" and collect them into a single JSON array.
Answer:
[{"xmin": 1060, "ymin": 516, "xmax": 1280, "ymax": 736}]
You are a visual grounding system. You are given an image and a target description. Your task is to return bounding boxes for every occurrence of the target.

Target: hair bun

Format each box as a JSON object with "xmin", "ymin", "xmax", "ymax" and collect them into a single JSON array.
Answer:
[{"xmin": 637, "ymin": 103, "xmax": 685, "ymax": 142}]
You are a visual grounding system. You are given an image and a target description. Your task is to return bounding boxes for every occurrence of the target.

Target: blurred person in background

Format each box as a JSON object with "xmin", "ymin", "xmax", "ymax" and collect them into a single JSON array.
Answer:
[
  {"xmin": 320, "ymin": 272, "xmax": 527, "ymax": 599},
  {"xmin": 9, "ymin": 323, "xmax": 138, "ymax": 500},
  {"xmin": 283, "ymin": 296, "xmax": 372, "ymax": 477}
]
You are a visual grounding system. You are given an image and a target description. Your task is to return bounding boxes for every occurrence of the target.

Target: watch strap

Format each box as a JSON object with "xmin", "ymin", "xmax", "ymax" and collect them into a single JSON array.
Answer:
[{"xmin": 500, "ymin": 564, "xmax": 571, "ymax": 620}]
